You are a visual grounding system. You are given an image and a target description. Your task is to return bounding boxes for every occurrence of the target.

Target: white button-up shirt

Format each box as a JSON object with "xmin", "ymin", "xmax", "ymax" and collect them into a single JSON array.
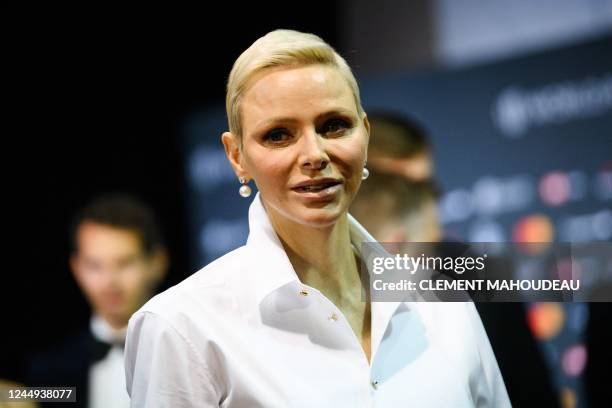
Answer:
[
  {"xmin": 90, "ymin": 315, "xmax": 131, "ymax": 408},
  {"xmin": 125, "ymin": 193, "xmax": 510, "ymax": 407}
]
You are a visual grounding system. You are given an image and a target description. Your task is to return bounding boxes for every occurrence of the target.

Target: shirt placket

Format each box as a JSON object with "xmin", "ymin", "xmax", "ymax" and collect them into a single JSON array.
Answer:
[{"xmin": 296, "ymin": 284, "xmax": 376, "ymax": 407}]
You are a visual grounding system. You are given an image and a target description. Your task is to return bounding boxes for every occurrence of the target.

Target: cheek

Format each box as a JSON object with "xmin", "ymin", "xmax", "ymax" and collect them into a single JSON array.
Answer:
[
  {"xmin": 336, "ymin": 138, "xmax": 368, "ymax": 197},
  {"xmin": 120, "ymin": 268, "xmax": 149, "ymax": 294},
  {"xmin": 332, "ymin": 138, "xmax": 367, "ymax": 174},
  {"xmin": 79, "ymin": 270, "xmax": 104, "ymax": 293},
  {"xmin": 245, "ymin": 148, "xmax": 293, "ymax": 190}
]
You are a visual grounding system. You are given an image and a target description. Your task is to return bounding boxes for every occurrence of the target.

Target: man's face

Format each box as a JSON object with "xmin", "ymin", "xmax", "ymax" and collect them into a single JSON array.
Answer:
[
  {"xmin": 368, "ymin": 150, "xmax": 433, "ymax": 182},
  {"xmin": 71, "ymin": 222, "xmax": 165, "ymax": 328}
]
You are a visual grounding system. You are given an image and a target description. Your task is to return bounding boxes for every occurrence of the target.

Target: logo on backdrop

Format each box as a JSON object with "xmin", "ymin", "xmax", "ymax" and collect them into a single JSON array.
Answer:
[
  {"xmin": 188, "ymin": 146, "xmax": 236, "ymax": 192},
  {"xmin": 493, "ymin": 74, "xmax": 612, "ymax": 138}
]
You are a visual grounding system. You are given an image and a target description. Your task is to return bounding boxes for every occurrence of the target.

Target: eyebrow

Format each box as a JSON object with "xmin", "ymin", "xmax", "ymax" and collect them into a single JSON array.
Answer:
[{"xmin": 253, "ymin": 109, "xmax": 357, "ymax": 132}]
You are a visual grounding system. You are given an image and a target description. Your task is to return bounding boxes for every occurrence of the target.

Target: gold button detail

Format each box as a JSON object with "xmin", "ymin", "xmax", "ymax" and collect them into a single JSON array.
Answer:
[
  {"xmin": 328, "ymin": 313, "xmax": 338, "ymax": 321},
  {"xmin": 299, "ymin": 289, "xmax": 309, "ymax": 296}
]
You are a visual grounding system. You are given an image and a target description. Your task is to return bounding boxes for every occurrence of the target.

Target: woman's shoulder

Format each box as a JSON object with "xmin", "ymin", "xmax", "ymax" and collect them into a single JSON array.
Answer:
[
  {"xmin": 132, "ymin": 245, "xmax": 257, "ymax": 323},
  {"xmin": 413, "ymin": 302, "xmax": 482, "ymax": 338}
]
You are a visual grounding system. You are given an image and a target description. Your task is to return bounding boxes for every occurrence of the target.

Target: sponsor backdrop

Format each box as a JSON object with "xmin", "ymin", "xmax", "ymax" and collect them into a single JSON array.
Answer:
[
  {"xmin": 182, "ymin": 35, "xmax": 611, "ymax": 268},
  {"xmin": 360, "ymin": 36, "xmax": 612, "ymax": 247}
]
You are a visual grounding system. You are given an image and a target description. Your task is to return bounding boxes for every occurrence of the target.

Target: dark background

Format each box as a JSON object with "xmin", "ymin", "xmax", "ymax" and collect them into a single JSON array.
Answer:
[{"xmin": 4, "ymin": 3, "xmax": 342, "ymax": 381}]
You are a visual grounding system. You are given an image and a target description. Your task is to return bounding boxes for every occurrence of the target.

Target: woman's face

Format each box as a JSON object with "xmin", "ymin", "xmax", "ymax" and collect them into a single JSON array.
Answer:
[{"xmin": 226, "ymin": 64, "xmax": 369, "ymax": 228}]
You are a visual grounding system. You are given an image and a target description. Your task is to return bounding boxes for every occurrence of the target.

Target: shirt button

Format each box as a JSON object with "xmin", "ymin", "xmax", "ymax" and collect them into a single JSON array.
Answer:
[
  {"xmin": 371, "ymin": 380, "xmax": 379, "ymax": 390},
  {"xmin": 328, "ymin": 313, "xmax": 339, "ymax": 321},
  {"xmin": 298, "ymin": 289, "xmax": 309, "ymax": 296}
]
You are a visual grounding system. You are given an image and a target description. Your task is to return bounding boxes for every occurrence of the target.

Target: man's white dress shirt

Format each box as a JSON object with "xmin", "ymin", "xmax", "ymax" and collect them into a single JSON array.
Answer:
[
  {"xmin": 89, "ymin": 315, "xmax": 130, "ymax": 408},
  {"xmin": 125, "ymin": 192, "xmax": 510, "ymax": 407}
]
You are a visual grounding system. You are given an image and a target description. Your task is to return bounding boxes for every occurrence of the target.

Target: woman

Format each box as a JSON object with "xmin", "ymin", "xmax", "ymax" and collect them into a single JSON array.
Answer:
[{"xmin": 125, "ymin": 29, "xmax": 510, "ymax": 407}]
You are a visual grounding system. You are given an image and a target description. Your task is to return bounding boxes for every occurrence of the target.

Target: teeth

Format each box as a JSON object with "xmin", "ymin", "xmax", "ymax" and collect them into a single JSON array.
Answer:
[{"xmin": 299, "ymin": 183, "xmax": 335, "ymax": 192}]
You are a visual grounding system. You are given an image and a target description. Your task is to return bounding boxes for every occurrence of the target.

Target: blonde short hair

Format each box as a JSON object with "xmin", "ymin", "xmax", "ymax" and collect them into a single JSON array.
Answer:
[{"xmin": 225, "ymin": 29, "xmax": 365, "ymax": 143}]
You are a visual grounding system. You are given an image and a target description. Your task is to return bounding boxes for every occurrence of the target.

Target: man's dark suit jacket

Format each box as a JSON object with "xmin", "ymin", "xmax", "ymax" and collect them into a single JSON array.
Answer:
[
  {"xmin": 435, "ymin": 240, "xmax": 612, "ymax": 407},
  {"xmin": 27, "ymin": 328, "xmax": 99, "ymax": 408}
]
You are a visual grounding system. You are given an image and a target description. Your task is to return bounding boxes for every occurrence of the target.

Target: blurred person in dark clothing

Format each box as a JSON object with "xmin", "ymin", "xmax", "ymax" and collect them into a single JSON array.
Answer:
[
  {"xmin": 365, "ymin": 112, "xmax": 433, "ymax": 183},
  {"xmin": 350, "ymin": 173, "xmax": 441, "ymax": 243},
  {"xmin": 27, "ymin": 194, "xmax": 168, "ymax": 408},
  {"xmin": 350, "ymin": 112, "xmax": 561, "ymax": 407}
]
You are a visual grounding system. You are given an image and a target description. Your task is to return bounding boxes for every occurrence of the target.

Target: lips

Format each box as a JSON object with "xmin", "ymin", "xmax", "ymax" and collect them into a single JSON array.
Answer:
[{"xmin": 292, "ymin": 178, "xmax": 342, "ymax": 193}]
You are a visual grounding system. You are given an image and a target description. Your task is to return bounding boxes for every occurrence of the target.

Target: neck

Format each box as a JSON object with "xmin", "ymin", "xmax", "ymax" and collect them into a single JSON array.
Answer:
[
  {"xmin": 91, "ymin": 314, "xmax": 128, "ymax": 344},
  {"xmin": 97, "ymin": 313, "xmax": 128, "ymax": 331},
  {"xmin": 266, "ymin": 207, "xmax": 361, "ymax": 305}
]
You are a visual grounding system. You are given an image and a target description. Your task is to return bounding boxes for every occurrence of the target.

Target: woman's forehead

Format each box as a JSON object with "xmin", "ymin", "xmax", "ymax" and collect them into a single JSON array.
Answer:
[{"xmin": 241, "ymin": 65, "xmax": 357, "ymax": 128}]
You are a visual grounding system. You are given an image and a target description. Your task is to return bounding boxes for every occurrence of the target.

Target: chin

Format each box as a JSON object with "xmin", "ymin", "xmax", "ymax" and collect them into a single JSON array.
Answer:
[
  {"xmin": 265, "ymin": 194, "xmax": 350, "ymax": 228},
  {"xmin": 103, "ymin": 305, "xmax": 129, "ymax": 318},
  {"xmin": 291, "ymin": 205, "xmax": 347, "ymax": 228}
]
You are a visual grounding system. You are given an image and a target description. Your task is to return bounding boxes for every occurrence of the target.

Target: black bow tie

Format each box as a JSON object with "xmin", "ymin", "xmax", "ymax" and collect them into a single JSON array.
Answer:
[{"xmin": 90, "ymin": 336, "xmax": 125, "ymax": 363}]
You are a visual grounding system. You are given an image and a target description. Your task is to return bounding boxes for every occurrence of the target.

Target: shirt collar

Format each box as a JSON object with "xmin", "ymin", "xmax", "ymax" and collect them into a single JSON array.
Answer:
[
  {"xmin": 246, "ymin": 192, "xmax": 300, "ymax": 305},
  {"xmin": 245, "ymin": 192, "xmax": 395, "ymax": 303},
  {"xmin": 244, "ymin": 192, "xmax": 409, "ymax": 359},
  {"xmin": 90, "ymin": 314, "xmax": 127, "ymax": 345}
]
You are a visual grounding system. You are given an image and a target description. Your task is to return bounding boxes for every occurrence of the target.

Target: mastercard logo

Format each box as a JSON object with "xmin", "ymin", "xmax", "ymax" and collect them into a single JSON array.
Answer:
[
  {"xmin": 527, "ymin": 302, "xmax": 564, "ymax": 340},
  {"xmin": 513, "ymin": 214, "xmax": 555, "ymax": 255},
  {"xmin": 513, "ymin": 214, "xmax": 554, "ymax": 243},
  {"xmin": 561, "ymin": 344, "xmax": 588, "ymax": 377},
  {"xmin": 539, "ymin": 171, "xmax": 571, "ymax": 207}
]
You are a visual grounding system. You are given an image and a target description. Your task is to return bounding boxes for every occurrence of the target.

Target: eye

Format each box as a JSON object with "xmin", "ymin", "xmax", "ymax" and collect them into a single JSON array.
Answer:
[
  {"xmin": 118, "ymin": 255, "xmax": 141, "ymax": 270},
  {"xmin": 320, "ymin": 118, "xmax": 351, "ymax": 136},
  {"xmin": 263, "ymin": 128, "xmax": 291, "ymax": 144}
]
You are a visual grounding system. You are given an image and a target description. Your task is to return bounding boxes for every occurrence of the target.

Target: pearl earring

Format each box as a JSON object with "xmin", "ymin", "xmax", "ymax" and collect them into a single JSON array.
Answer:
[
  {"xmin": 238, "ymin": 177, "xmax": 252, "ymax": 198},
  {"xmin": 362, "ymin": 166, "xmax": 369, "ymax": 180}
]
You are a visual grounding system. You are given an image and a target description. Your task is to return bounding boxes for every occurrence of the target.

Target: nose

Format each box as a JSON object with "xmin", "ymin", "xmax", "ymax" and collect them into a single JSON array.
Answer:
[
  {"xmin": 299, "ymin": 131, "xmax": 329, "ymax": 171},
  {"xmin": 102, "ymin": 265, "xmax": 122, "ymax": 288}
]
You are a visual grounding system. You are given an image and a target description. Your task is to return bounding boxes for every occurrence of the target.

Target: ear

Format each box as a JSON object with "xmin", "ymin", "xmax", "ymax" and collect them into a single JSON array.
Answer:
[
  {"xmin": 221, "ymin": 131, "xmax": 249, "ymax": 180},
  {"xmin": 148, "ymin": 246, "xmax": 169, "ymax": 287},
  {"xmin": 70, "ymin": 253, "xmax": 85, "ymax": 289},
  {"xmin": 362, "ymin": 114, "xmax": 371, "ymax": 161},
  {"xmin": 362, "ymin": 114, "xmax": 371, "ymax": 137}
]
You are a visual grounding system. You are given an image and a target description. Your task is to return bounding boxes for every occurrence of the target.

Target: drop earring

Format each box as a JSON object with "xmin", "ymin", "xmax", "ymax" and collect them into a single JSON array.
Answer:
[
  {"xmin": 362, "ymin": 164, "xmax": 369, "ymax": 180},
  {"xmin": 238, "ymin": 177, "xmax": 252, "ymax": 198}
]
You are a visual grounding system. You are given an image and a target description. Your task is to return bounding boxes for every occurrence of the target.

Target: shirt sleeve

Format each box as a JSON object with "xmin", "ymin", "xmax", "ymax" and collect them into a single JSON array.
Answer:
[
  {"xmin": 125, "ymin": 311, "xmax": 222, "ymax": 408},
  {"xmin": 465, "ymin": 302, "xmax": 512, "ymax": 408}
]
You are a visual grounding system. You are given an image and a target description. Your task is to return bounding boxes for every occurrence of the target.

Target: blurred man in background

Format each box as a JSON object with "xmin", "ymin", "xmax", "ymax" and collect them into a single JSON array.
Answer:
[
  {"xmin": 27, "ymin": 194, "xmax": 168, "ymax": 408},
  {"xmin": 351, "ymin": 112, "xmax": 560, "ymax": 407},
  {"xmin": 351, "ymin": 112, "xmax": 441, "ymax": 244},
  {"xmin": 364, "ymin": 112, "xmax": 433, "ymax": 183},
  {"xmin": 351, "ymin": 173, "xmax": 441, "ymax": 243}
]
